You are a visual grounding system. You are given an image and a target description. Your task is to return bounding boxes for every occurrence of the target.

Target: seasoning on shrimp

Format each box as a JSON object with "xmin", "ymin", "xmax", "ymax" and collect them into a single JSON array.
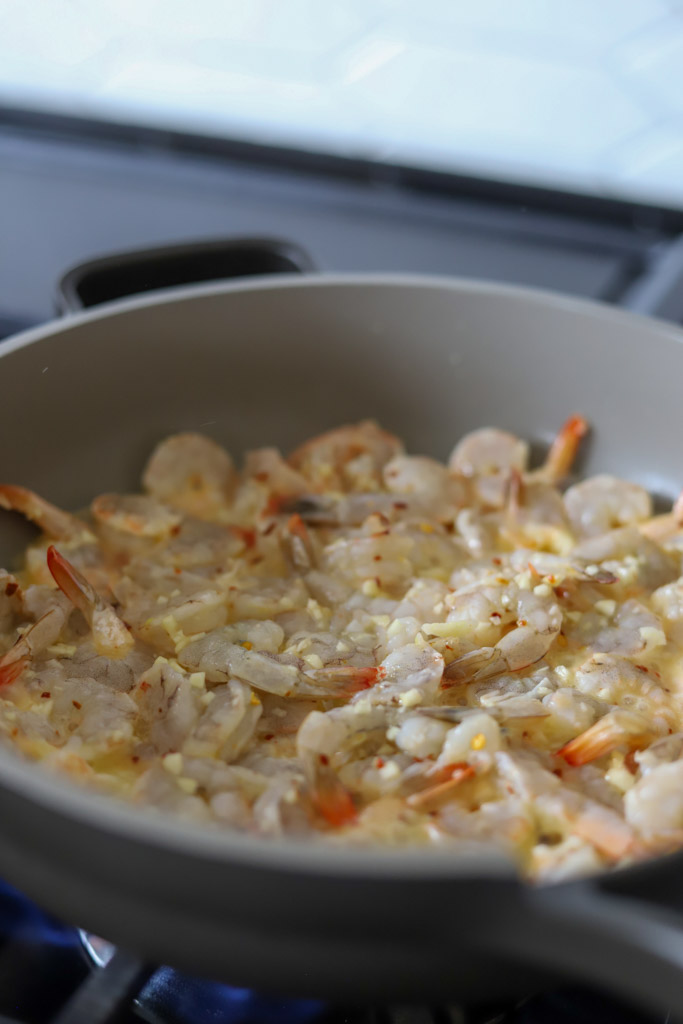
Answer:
[{"xmin": 1, "ymin": 415, "xmax": 683, "ymax": 882}]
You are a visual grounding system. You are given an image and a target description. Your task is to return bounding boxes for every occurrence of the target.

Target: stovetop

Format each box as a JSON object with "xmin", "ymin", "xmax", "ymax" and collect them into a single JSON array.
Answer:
[
  {"xmin": 1, "ymin": 108, "xmax": 683, "ymax": 1024},
  {"xmin": 0, "ymin": 877, "xmax": 666, "ymax": 1024}
]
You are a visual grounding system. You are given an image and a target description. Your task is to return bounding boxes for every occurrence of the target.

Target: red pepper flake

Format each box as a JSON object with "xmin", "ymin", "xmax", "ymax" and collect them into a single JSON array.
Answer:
[
  {"xmin": 131, "ymin": 755, "xmax": 140, "ymax": 764},
  {"xmin": 554, "ymin": 586, "xmax": 571, "ymax": 600},
  {"xmin": 72, "ymin": 700, "xmax": 82, "ymax": 710},
  {"xmin": 262, "ymin": 521, "xmax": 277, "ymax": 536},
  {"xmin": 371, "ymin": 529, "xmax": 390, "ymax": 539},
  {"xmin": 170, "ymin": 525, "xmax": 181, "ymax": 537},
  {"xmin": 552, "ymin": 767, "xmax": 563, "ymax": 777},
  {"xmin": 139, "ymin": 680, "xmax": 151, "ymax": 692},
  {"xmin": 393, "ymin": 502, "xmax": 408, "ymax": 510},
  {"xmin": 263, "ymin": 733, "xmax": 274, "ymax": 741},
  {"xmin": 319, "ymin": 754, "xmax": 329, "ymax": 766},
  {"xmin": 490, "ymin": 611, "xmax": 502, "ymax": 621},
  {"xmin": 624, "ymin": 751, "xmax": 639, "ymax": 774},
  {"xmin": 635, "ymin": 665, "xmax": 649, "ymax": 673},
  {"xmin": 4, "ymin": 581, "xmax": 18, "ymax": 596},
  {"xmin": 375, "ymin": 757, "xmax": 385, "ymax": 769},
  {"xmin": 491, "ymin": 557, "xmax": 502, "ymax": 567},
  {"xmin": 174, "ymin": 567, "xmax": 182, "ymax": 575},
  {"xmin": 40, "ymin": 691, "xmax": 51, "ymax": 699},
  {"xmin": 373, "ymin": 555, "xmax": 382, "ymax": 561}
]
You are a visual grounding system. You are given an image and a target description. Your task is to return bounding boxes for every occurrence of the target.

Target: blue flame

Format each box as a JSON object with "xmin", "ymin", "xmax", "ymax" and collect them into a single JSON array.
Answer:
[{"xmin": 0, "ymin": 879, "xmax": 326, "ymax": 1023}]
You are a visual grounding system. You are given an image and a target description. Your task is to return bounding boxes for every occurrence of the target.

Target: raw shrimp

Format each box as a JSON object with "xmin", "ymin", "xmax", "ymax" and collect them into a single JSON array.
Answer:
[
  {"xmin": 444, "ymin": 578, "xmax": 562, "ymax": 680},
  {"xmin": 625, "ymin": 760, "xmax": 683, "ymax": 836},
  {"xmin": 530, "ymin": 414, "xmax": 589, "ymax": 485},
  {"xmin": 503, "ymin": 475, "xmax": 573, "ymax": 554},
  {"xmin": 3, "ymin": 414, "xmax": 683, "ymax": 882},
  {"xmin": 449, "ymin": 428, "xmax": 529, "ymax": 507},
  {"xmin": 564, "ymin": 475, "xmax": 652, "ymax": 538},
  {"xmin": 177, "ymin": 627, "xmax": 383, "ymax": 699},
  {"xmin": 91, "ymin": 494, "xmax": 182, "ymax": 539},
  {"xmin": 557, "ymin": 709, "xmax": 658, "ymax": 766},
  {"xmin": 182, "ymin": 680, "xmax": 262, "ymax": 762},
  {"xmin": 288, "ymin": 420, "xmax": 403, "ymax": 492},
  {"xmin": 0, "ymin": 605, "xmax": 70, "ymax": 686},
  {"xmin": 0, "ymin": 485, "xmax": 93, "ymax": 541},
  {"xmin": 383, "ymin": 455, "xmax": 466, "ymax": 515},
  {"xmin": 142, "ymin": 433, "xmax": 237, "ymax": 518},
  {"xmin": 0, "ymin": 571, "xmax": 22, "ymax": 634},
  {"xmin": 47, "ymin": 546, "xmax": 133, "ymax": 659}
]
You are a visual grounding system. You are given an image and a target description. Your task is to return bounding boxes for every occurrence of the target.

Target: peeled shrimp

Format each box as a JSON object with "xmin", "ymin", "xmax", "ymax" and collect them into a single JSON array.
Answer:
[
  {"xmin": 288, "ymin": 420, "xmax": 403, "ymax": 492},
  {"xmin": 142, "ymin": 433, "xmax": 237, "ymax": 518},
  {"xmin": 564, "ymin": 475, "xmax": 652, "ymax": 538},
  {"xmin": 449, "ymin": 428, "xmax": 529, "ymax": 507},
  {"xmin": 47, "ymin": 546, "xmax": 133, "ymax": 659},
  {"xmin": 557, "ymin": 709, "xmax": 658, "ymax": 766},
  {"xmin": 0, "ymin": 485, "xmax": 92, "ymax": 541},
  {"xmin": 177, "ymin": 627, "xmax": 383, "ymax": 699},
  {"xmin": 625, "ymin": 760, "xmax": 683, "ymax": 836},
  {"xmin": 0, "ymin": 605, "xmax": 70, "ymax": 686},
  {"xmin": 445, "ymin": 579, "xmax": 562, "ymax": 680},
  {"xmin": 91, "ymin": 493, "xmax": 182, "ymax": 539}
]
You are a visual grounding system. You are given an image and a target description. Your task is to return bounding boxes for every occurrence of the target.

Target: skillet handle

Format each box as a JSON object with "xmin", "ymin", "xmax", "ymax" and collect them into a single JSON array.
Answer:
[
  {"xmin": 55, "ymin": 237, "xmax": 316, "ymax": 314},
  {"xmin": 499, "ymin": 875, "xmax": 683, "ymax": 1020}
]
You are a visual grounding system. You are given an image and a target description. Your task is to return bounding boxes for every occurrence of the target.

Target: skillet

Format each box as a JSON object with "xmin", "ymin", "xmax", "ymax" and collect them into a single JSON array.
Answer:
[{"xmin": 1, "ymin": 238, "xmax": 683, "ymax": 1017}]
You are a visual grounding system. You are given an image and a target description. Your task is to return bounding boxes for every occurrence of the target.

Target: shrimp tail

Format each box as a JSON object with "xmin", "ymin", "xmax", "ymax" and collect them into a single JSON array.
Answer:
[
  {"xmin": 540, "ymin": 414, "xmax": 589, "ymax": 483},
  {"xmin": 305, "ymin": 665, "xmax": 386, "ymax": 697},
  {"xmin": 0, "ymin": 649, "xmax": 28, "ymax": 687},
  {"xmin": 306, "ymin": 753, "xmax": 357, "ymax": 827},
  {"xmin": 557, "ymin": 711, "xmax": 653, "ymax": 766},
  {"xmin": 0, "ymin": 485, "xmax": 91, "ymax": 540},
  {"xmin": 47, "ymin": 545, "xmax": 97, "ymax": 619},
  {"xmin": 47, "ymin": 546, "xmax": 133, "ymax": 659}
]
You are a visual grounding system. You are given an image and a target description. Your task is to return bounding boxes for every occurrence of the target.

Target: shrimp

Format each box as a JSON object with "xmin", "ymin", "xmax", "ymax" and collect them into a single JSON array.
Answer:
[
  {"xmin": 182, "ymin": 680, "xmax": 262, "ymax": 763},
  {"xmin": 572, "ymin": 526, "xmax": 678, "ymax": 591},
  {"xmin": 280, "ymin": 513, "xmax": 317, "ymax": 571},
  {"xmin": 639, "ymin": 489, "xmax": 683, "ymax": 543},
  {"xmin": 0, "ymin": 606, "xmax": 69, "ymax": 686},
  {"xmin": 503, "ymin": 474, "xmax": 573, "ymax": 554},
  {"xmin": 444, "ymin": 579, "xmax": 562, "ymax": 681},
  {"xmin": 142, "ymin": 433, "xmax": 237, "ymax": 518},
  {"xmin": 0, "ymin": 485, "xmax": 92, "ymax": 541},
  {"xmin": 0, "ymin": 571, "xmax": 22, "ymax": 633},
  {"xmin": 91, "ymin": 494, "xmax": 182, "ymax": 539},
  {"xmin": 530, "ymin": 414, "xmax": 589, "ymax": 485},
  {"xmin": 47, "ymin": 546, "xmax": 134, "ymax": 659},
  {"xmin": 177, "ymin": 627, "xmax": 383, "ymax": 699},
  {"xmin": 288, "ymin": 420, "xmax": 403, "ymax": 492},
  {"xmin": 243, "ymin": 447, "xmax": 309, "ymax": 498},
  {"xmin": 297, "ymin": 703, "xmax": 390, "ymax": 761},
  {"xmin": 278, "ymin": 492, "xmax": 411, "ymax": 527},
  {"xmin": 382, "ymin": 455, "xmax": 466, "ymax": 515},
  {"xmin": 564, "ymin": 475, "xmax": 652, "ymax": 538},
  {"xmin": 557, "ymin": 709, "xmax": 658, "ymax": 766},
  {"xmin": 625, "ymin": 760, "xmax": 683, "ymax": 836},
  {"xmin": 406, "ymin": 765, "xmax": 476, "ymax": 811},
  {"xmin": 353, "ymin": 644, "xmax": 444, "ymax": 707},
  {"xmin": 449, "ymin": 428, "xmax": 529, "ymax": 508},
  {"xmin": 303, "ymin": 752, "xmax": 357, "ymax": 827}
]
